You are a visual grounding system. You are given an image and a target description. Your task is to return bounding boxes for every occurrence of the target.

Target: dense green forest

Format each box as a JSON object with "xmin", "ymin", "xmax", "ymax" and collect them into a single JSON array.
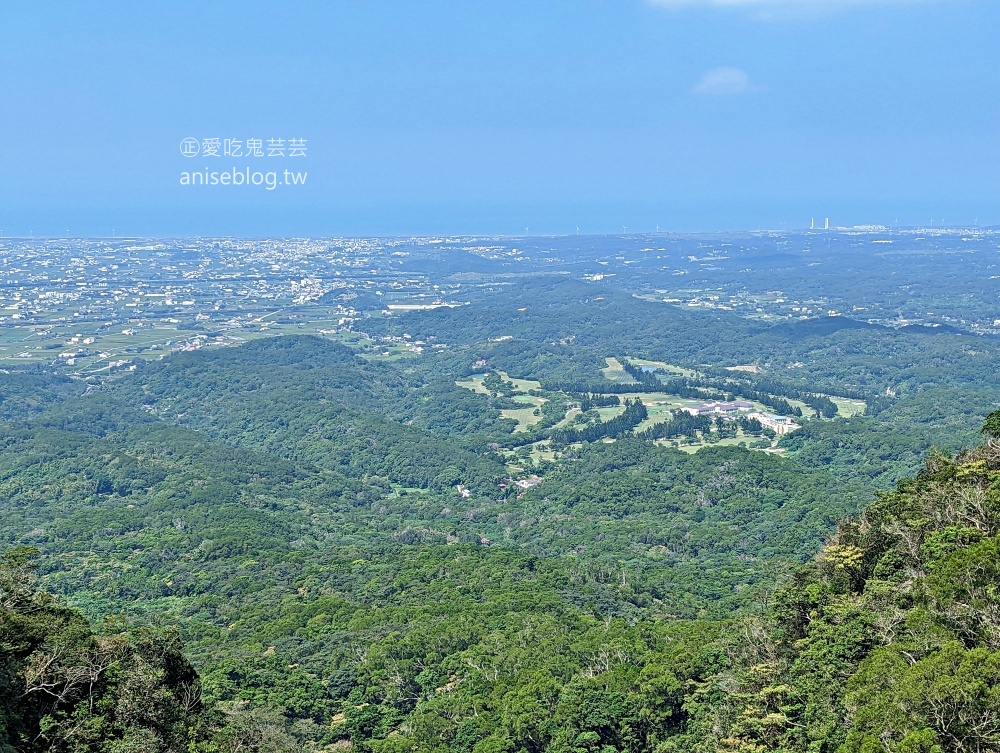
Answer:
[
  {"xmin": 5, "ymin": 401, "xmax": 1000, "ymax": 751},
  {"xmin": 4, "ymin": 275, "xmax": 1000, "ymax": 751}
]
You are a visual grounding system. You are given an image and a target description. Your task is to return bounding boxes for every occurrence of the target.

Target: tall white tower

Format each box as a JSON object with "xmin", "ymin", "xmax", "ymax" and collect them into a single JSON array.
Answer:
[{"xmin": 824, "ymin": 217, "xmax": 830, "ymax": 230}]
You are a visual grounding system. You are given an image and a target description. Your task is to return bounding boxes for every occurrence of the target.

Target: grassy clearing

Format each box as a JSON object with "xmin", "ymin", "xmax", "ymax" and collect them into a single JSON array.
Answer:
[
  {"xmin": 595, "ymin": 405, "xmax": 627, "ymax": 420},
  {"xmin": 455, "ymin": 376, "xmax": 490, "ymax": 395},
  {"xmin": 628, "ymin": 391, "xmax": 694, "ymax": 404},
  {"xmin": 628, "ymin": 358, "xmax": 699, "ymax": 378},
  {"xmin": 552, "ymin": 407, "xmax": 581, "ymax": 429},
  {"xmin": 499, "ymin": 372, "xmax": 543, "ymax": 392},
  {"xmin": 455, "ymin": 375, "xmax": 548, "ymax": 432},
  {"xmin": 831, "ymin": 396, "xmax": 867, "ymax": 417},
  {"xmin": 786, "ymin": 398, "xmax": 811, "ymax": 414},
  {"xmin": 501, "ymin": 407, "xmax": 540, "ymax": 431},
  {"xmin": 634, "ymin": 409, "xmax": 680, "ymax": 433},
  {"xmin": 672, "ymin": 436, "xmax": 753, "ymax": 454},
  {"xmin": 601, "ymin": 357, "xmax": 635, "ymax": 383},
  {"xmin": 512, "ymin": 394, "xmax": 545, "ymax": 407},
  {"xmin": 456, "ymin": 372, "xmax": 543, "ymax": 396},
  {"xmin": 501, "ymin": 439, "xmax": 565, "ymax": 472},
  {"xmin": 528, "ymin": 440, "xmax": 560, "ymax": 464},
  {"xmin": 502, "ymin": 396, "xmax": 546, "ymax": 431},
  {"xmin": 629, "ymin": 393, "xmax": 714, "ymax": 432},
  {"xmin": 390, "ymin": 485, "xmax": 431, "ymax": 497}
]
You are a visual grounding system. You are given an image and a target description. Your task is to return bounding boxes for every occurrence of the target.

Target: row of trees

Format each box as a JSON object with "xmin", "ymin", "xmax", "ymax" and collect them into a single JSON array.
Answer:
[
  {"xmin": 621, "ymin": 359, "xmax": 841, "ymax": 418},
  {"xmin": 551, "ymin": 398, "xmax": 648, "ymax": 444},
  {"xmin": 576, "ymin": 393, "xmax": 621, "ymax": 411},
  {"xmin": 634, "ymin": 410, "xmax": 712, "ymax": 440}
]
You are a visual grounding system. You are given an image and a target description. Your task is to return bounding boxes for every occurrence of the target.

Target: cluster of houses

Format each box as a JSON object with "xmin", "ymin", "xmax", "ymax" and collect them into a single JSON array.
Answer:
[{"xmin": 683, "ymin": 400, "xmax": 800, "ymax": 435}]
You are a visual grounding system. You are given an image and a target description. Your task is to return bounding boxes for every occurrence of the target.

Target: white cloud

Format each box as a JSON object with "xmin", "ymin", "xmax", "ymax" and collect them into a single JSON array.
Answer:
[
  {"xmin": 692, "ymin": 67, "xmax": 753, "ymax": 95},
  {"xmin": 648, "ymin": 0, "xmax": 942, "ymax": 20},
  {"xmin": 650, "ymin": 0, "xmax": 923, "ymax": 5}
]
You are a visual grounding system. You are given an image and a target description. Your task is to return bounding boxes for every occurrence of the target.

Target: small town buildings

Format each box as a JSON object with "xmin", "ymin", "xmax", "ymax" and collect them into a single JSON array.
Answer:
[
  {"xmin": 754, "ymin": 413, "xmax": 801, "ymax": 435},
  {"xmin": 684, "ymin": 400, "xmax": 754, "ymax": 417}
]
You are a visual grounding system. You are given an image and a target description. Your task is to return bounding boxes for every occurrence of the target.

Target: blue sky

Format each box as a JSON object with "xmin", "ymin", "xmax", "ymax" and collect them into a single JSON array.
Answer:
[{"xmin": 0, "ymin": 0, "xmax": 997, "ymax": 236}]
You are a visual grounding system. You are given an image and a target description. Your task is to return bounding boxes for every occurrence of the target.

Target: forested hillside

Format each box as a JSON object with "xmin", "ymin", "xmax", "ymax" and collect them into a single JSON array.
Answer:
[
  {"xmin": 361, "ymin": 279, "xmax": 1000, "ymax": 397},
  {"xmin": 5, "ymin": 404, "xmax": 999, "ymax": 751},
  {"xmin": 6, "ymin": 0, "xmax": 999, "ymax": 745},
  {"xmin": 2, "ymin": 287, "xmax": 1000, "ymax": 750},
  {"xmin": 361, "ymin": 279, "xmax": 993, "ymax": 484}
]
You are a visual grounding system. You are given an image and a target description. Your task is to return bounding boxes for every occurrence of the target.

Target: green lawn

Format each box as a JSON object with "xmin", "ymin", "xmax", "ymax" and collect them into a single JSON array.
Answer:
[
  {"xmin": 626, "ymin": 357, "xmax": 699, "ymax": 378},
  {"xmin": 601, "ymin": 357, "xmax": 635, "ymax": 383},
  {"xmin": 830, "ymin": 396, "xmax": 867, "ymax": 417},
  {"xmin": 502, "ymin": 399, "xmax": 545, "ymax": 432}
]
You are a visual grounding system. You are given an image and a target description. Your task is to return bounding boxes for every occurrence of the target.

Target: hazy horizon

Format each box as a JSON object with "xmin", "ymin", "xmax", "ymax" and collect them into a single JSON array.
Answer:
[{"xmin": 3, "ymin": 0, "xmax": 997, "ymax": 237}]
